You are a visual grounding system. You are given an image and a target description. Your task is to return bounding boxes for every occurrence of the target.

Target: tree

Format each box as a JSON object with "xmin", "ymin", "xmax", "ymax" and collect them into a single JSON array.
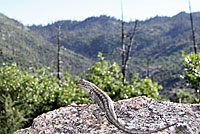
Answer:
[
  {"xmin": 120, "ymin": 5, "xmax": 138, "ymax": 83},
  {"xmin": 188, "ymin": 0, "xmax": 197, "ymax": 54},
  {"xmin": 57, "ymin": 25, "xmax": 62, "ymax": 81}
]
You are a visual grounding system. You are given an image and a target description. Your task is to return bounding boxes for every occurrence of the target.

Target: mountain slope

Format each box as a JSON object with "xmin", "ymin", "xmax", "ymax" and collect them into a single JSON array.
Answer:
[
  {"xmin": 29, "ymin": 12, "xmax": 200, "ymax": 90},
  {"xmin": 0, "ymin": 13, "xmax": 92, "ymax": 75}
]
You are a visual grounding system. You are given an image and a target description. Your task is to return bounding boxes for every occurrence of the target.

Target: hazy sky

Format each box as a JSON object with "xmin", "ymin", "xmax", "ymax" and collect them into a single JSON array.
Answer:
[{"xmin": 0, "ymin": 0, "xmax": 200, "ymax": 26}]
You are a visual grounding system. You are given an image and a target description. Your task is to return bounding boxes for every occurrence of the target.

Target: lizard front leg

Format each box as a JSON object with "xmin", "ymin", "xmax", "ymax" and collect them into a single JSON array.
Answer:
[
  {"xmin": 71, "ymin": 95, "xmax": 93, "ymax": 109},
  {"xmin": 78, "ymin": 90, "xmax": 94, "ymax": 108}
]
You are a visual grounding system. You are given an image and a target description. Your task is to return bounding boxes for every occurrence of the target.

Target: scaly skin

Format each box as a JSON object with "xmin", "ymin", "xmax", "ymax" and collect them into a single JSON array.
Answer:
[{"xmin": 76, "ymin": 79, "xmax": 176, "ymax": 134}]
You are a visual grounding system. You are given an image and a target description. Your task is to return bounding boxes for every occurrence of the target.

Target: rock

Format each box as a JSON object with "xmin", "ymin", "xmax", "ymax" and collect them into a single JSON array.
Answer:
[{"xmin": 15, "ymin": 96, "xmax": 200, "ymax": 134}]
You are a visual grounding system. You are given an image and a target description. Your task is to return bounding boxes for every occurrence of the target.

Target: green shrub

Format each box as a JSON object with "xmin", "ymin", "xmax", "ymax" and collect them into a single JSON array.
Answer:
[
  {"xmin": 182, "ymin": 52, "xmax": 200, "ymax": 103},
  {"xmin": 0, "ymin": 55, "xmax": 164, "ymax": 133},
  {"xmin": 0, "ymin": 63, "xmax": 88, "ymax": 133},
  {"xmin": 0, "ymin": 94, "xmax": 27, "ymax": 134},
  {"xmin": 86, "ymin": 52, "xmax": 162, "ymax": 101},
  {"xmin": 176, "ymin": 89, "xmax": 198, "ymax": 103}
]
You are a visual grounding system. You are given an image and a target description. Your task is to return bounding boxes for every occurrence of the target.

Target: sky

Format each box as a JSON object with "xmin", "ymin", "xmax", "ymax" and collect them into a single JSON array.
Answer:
[{"xmin": 0, "ymin": 0, "xmax": 200, "ymax": 26}]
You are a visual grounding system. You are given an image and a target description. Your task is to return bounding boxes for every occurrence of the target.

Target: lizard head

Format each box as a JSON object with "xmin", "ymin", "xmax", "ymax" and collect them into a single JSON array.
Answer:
[{"xmin": 76, "ymin": 79, "xmax": 91, "ymax": 93}]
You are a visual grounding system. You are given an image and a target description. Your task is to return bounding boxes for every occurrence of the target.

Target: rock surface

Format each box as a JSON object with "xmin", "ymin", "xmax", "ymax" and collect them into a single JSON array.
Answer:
[{"xmin": 15, "ymin": 96, "xmax": 200, "ymax": 134}]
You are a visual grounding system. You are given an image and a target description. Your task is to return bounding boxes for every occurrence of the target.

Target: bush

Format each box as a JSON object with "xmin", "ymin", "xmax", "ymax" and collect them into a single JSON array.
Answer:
[
  {"xmin": 182, "ymin": 52, "xmax": 200, "ymax": 103},
  {"xmin": 0, "ymin": 63, "xmax": 88, "ymax": 133},
  {"xmin": 86, "ymin": 52, "xmax": 162, "ymax": 101},
  {"xmin": 0, "ymin": 94, "xmax": 27, "ymax": 134},
  {"xmin": 177, "ymin": 88, "xmax": 199, "ymax": 103},
  {"xmin": 0, "ymin": 56, "xmax": 164, "ymax": 133}
]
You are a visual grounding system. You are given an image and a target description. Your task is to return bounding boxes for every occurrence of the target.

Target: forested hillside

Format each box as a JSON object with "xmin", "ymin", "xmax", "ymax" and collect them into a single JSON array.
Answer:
[
  {"xmin": 30, "ymin": 12, "xmax": 200, "ymax": 90},
  {"xmin": 1, "ymin": 11, "xmax": 200, "ymax": 91},
  {"xmin": 0, "ymin": 13, "xmax": 92, "ymax": 75}
]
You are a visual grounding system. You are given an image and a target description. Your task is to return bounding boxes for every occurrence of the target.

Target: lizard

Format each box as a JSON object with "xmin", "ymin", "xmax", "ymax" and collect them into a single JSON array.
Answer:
[{"xmin": 76, "ymin": 79, "xmax": 177, "ymax": 134}]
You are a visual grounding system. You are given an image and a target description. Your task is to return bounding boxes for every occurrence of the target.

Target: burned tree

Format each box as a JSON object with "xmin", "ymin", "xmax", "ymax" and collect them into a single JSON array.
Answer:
[
  {"xmin": 121, "ymin": 4, "xmax": 138, "ymax": 83},
  {"xmin": 57, "ymin": 25, "xmax": 62, "ymax": 81},
  {"xmin": 189, "ymin": 0, "xmax": 197, "ymax": 54}
]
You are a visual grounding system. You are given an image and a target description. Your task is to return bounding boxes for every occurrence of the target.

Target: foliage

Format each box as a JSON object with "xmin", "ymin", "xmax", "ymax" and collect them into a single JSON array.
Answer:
[
  {"xmin": 130, "ymin": 74, "xmax": 162, "ymax": 99},
  {"xmin": 2, "ymin": 11, "xmax": 200, "ymax": 132},
  {"xmin": 182, "ymin": 52, "xmax": 200, "ymax": 103},
  {"xmin": 0, "ymin": 59, "xmax": 163, "ymax": 133},
  {"xmin": 2, "ymin": 12, "xmax": 200, "ymax": 95},
  {"xmin": 0, "ymin": 94, "xmax": 27, "ymax": 134},
  {"xmin": 0, "ymin": 63, "xmax": 88, "ymax": 133},
  {"xmin": 86, "ymin": 53, "xmax": 162, "ymax": 101},
  {"xmin": 58, "ymin": 72, "xmax": 88, "ymax": 105},
  {"xmin": 176, "ymin": 89, "xmax": 198, "ymax": 103},
  {"xmin": 30, "ymin": 12, "xmax": 200, "ymax": 92}
]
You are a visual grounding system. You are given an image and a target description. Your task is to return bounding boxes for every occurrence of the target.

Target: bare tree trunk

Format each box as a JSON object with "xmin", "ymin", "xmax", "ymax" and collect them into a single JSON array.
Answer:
[
  {"xmin": 124, "ymin": 20, "xmax": 138, "ymax": 68},
  {"xmin": 121, "ymin": 1, "xmax": 138, "ymax": 83},
  {"xmin": 121, "ymin": 1, "xmax": 126, "ymax": 83},
  {"xmin": 57, "ymin": 25, "xmax": 61, "ymax": 81},
  {"xmin": 121, "ymin": 21, "xmax": 138, "ymax": 83},
  {"xmin": 121, "ymin": 21, "xmax": 126, "ymax": 83},
  {"xmin": 189, "ymin": 0, "xmax": 197, "ymax": 54}
]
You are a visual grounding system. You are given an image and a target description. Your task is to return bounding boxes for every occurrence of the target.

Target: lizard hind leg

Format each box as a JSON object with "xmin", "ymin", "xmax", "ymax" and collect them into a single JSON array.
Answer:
[
  {"xmin": 91, "ymin": 107, "xmax": 107, "ymax": 130},
  {"xmin": 92, "ymin": 108, "xmax": 106, "ymax": 124}
]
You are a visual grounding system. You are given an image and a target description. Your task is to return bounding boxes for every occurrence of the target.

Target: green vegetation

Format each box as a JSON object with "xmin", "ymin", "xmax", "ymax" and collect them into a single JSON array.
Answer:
[
  {"xmin": 0, "ymin": 53, "xmax": 199, "ymax": 133},
  {"xmin": 0, "ymin": 94, "xmax": 27, "ymax": 134},
  {"xmin": 1, "ymin": 12, "xmax": 200, "ymax": 93},
  {"xmin": 0, "ymin": 13, "xmax": 92, "ymax": 76},
  {"xmin": 183, "ymin": 53, "xmax": 200, "ymax": 93},
  {"xmin": 86, "ymin": 53, "xmax": 162, "ymax": 101},
  {"xmin": 1, "ymin": 11, "xmax": 200, "ymax": 133},
  {"xmin": 0, "ymin": 54, "xmax": 163, "ymax": 133},
  {"xmin": 179, "ymin": 52, "xmax": 200, "ymax": 103},
  {"xmin": 0, "ymin": 63, "xmax": 88, "ymax": 133},
  {"xmin": 30, "ymin": 12, "xmax": 200, "ymax": 92}
]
